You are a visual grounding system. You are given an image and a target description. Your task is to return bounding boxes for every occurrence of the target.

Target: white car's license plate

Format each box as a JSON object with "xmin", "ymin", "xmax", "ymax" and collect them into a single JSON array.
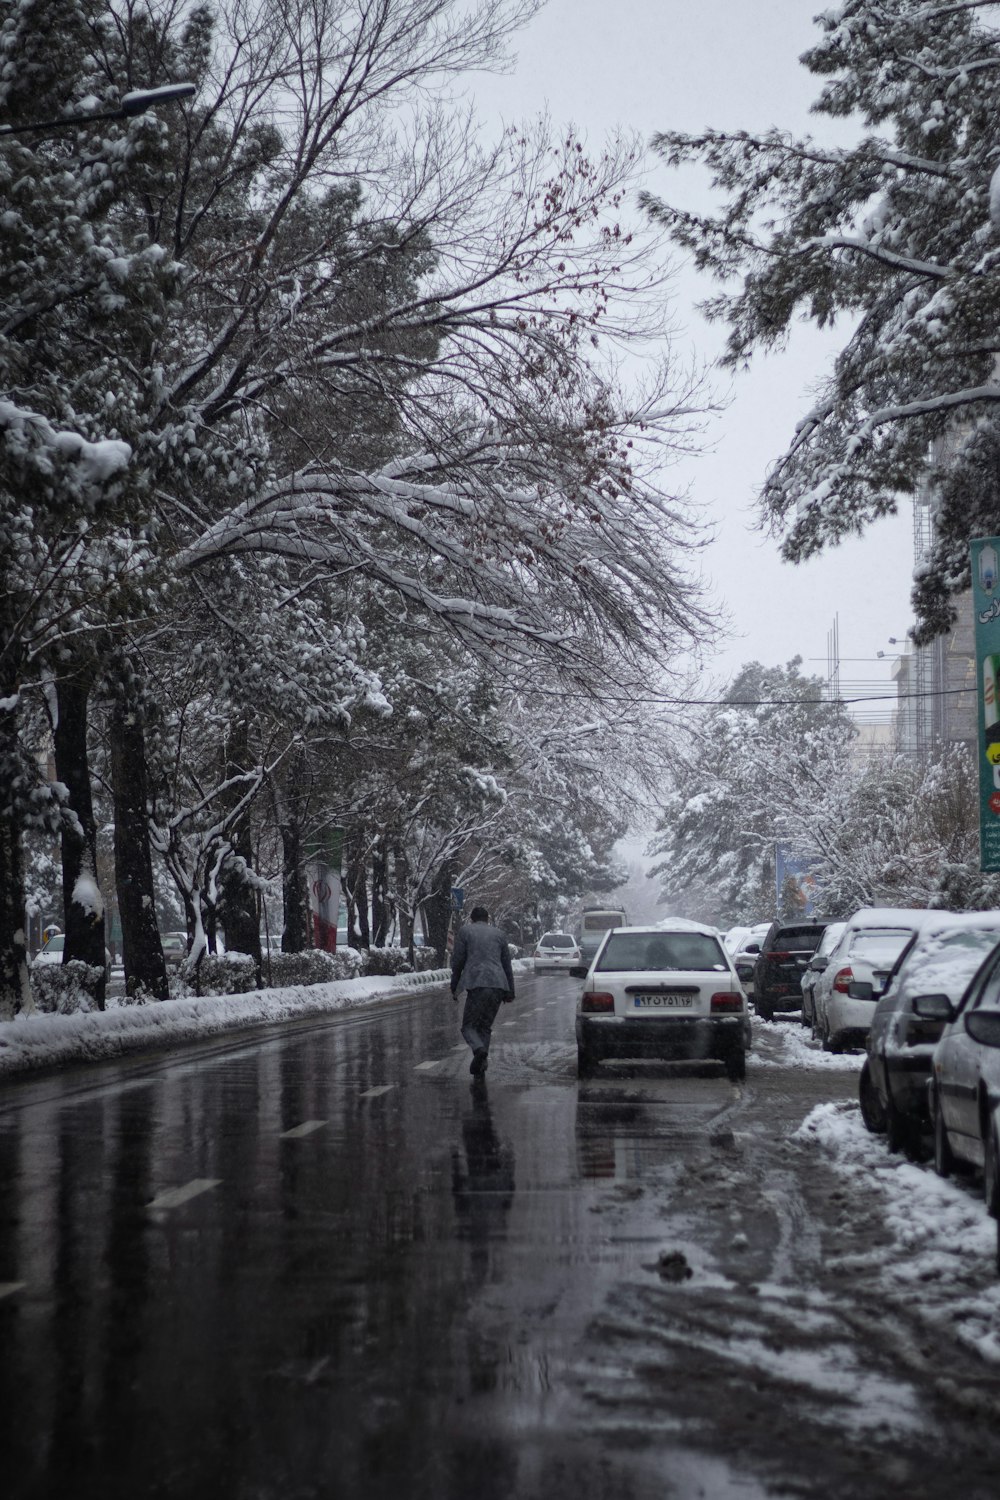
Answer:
[{"xmin": 632, "ymin": 994, "xmax": 694, "ymax": 1009}]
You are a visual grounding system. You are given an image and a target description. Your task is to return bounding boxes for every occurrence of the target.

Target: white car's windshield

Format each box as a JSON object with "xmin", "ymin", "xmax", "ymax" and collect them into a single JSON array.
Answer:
[{"xmin": 596, "ymin": 931, "xmax": 727, "ymax": 973}]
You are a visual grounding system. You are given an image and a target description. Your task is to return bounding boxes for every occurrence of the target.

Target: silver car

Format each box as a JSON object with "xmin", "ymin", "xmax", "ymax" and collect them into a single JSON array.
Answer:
[
  {"xmin": 922, "ymin": 938, "xmax": 1000, "ymax": 1192},
  {"xmin": 800, "ymin": 922, "xmax": 846, "ymax": 1031}
]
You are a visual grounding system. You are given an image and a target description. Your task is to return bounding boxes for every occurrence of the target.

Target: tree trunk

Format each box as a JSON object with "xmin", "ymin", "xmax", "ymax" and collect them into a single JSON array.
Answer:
[
  {"xmin": 271, "ymin": 763, "xmax": 308, "ymax": 953},
  {"xmin": 53, "ymin": 674, "xmax": 106, "ymax": 1008},
  {"xmin": 0, "ymin": 684, "xmax": 31, "ymax": 1020},
  {"xmin": 110, "ymin": 688, "xmax": 169, "ymax": 1001},
  {"xmin": 345, "ymin": 856, "xmax": 369, "ymax": 948},
  {"xmin": 425, "ymin": 860, "xmax": 453, "ymax": 966},
  {"xmin": 395, "ymin": 843, "xmax": 414, "ymax": 953},
  {"xmin": 371, "ymin": 842, "xmax": 388, "ymax": 946},
  {"xmin": 216, "ymin": 720, "xmax": 262, "ymax": 982},
  {"xmin": 279, "ymin": 809, "xmax": 308, "ymax": 954}
]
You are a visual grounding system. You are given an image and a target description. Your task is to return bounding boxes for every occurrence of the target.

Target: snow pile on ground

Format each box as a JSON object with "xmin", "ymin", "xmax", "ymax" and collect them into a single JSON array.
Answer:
[
  {"xmin": 795, "ymin": 1100, "xmax": 1000, "ymax": 1365},
  {"xmin": 0, "ymin": 967, "xmax": 454, "ymax": 1079},
  {"xmin": 751, "ymin": 1020, "xmax": 863, "ymax": 1072}
]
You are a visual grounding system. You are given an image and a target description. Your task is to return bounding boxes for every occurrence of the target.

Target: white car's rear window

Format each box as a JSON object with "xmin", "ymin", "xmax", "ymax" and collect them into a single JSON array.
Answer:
[
  {"xmin": 849, "ymin": 929, "xmax": 912, "ymax": 964},
  {"xmin": 596, "ymin": 931, "xmax": 727, "ymax": 973}
]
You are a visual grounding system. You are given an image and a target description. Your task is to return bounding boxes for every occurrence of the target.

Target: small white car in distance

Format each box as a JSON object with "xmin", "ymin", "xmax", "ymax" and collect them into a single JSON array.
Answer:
[
  {"xmin": 31, "ymin": 932, "xmax": 65, "ymax": 966},
  {"xmin": 574, "ymin": 921, "xmax": 750, "ymax": 1082},
  {"xmin": 533, "ymin": 931, "xmax": 581, "ymax": 972}
]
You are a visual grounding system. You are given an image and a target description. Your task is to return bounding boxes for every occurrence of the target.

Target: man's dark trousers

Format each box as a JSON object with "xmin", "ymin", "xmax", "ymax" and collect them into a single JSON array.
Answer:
[{"xmin": 461, "ymin": 987, "xmax": 507, "ymax": 1059}]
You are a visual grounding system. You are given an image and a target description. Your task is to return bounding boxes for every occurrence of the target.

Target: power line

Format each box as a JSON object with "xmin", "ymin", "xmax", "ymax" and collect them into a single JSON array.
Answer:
[{"xmin": 652, "ymin": 686, "xmax": 972, "ymax": 708}]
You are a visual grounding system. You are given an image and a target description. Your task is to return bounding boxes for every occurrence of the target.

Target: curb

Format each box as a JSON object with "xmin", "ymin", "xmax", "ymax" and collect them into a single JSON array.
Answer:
[{"xmin": 0, "ymin": 968, "xmax": 455, "ymax": 1080}]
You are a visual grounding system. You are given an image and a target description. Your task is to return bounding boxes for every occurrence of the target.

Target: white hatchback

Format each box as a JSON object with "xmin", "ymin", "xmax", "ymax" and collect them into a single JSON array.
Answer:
[
  {"xmin": 533, "ymin": 931, "xmax": 581, "ymax": 973},
  {"xmin": 574, "ymin": 922, "xmax": 750, "ymax": 1081}
]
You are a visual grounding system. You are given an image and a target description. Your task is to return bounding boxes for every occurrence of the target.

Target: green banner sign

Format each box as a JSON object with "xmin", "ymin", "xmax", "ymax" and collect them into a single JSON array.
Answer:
[
  {"xmin": 305, "ymin": 825, "xmax": 345, "ymax": 874},
  {"xmin": 971, "ymin": 536, "xmax": 1000, "ymax": 871}
]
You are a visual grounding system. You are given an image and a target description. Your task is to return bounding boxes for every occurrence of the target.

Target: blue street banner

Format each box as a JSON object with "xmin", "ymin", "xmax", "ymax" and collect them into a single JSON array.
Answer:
[
  {"xmin": 774, "ymin": 845, "xmax": 816, "ymax": 914},
  {"xmin": 971, "ymin": 537, "xmax": 1000, "ymax": 871}
]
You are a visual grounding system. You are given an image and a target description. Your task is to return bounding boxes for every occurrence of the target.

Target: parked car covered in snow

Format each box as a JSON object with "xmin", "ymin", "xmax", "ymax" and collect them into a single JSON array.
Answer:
[
  {"xmin": 573, "ymin": 921, "xmax": 750, "ymax": 1081},
  {"xmin": 811, "ymin": 908, "xmax": 937, "ymax": 1052},
  {"xmin": 800, "ymin": 921, "xmax": 846, "ymax": 1032},
  {"xmin": 922, "ymin": 936, "xmax": 1000, "ymax": 1192},
  {"xmin": 860, "ymin": 914, "xmax": 1000, "ymax": 1157}
]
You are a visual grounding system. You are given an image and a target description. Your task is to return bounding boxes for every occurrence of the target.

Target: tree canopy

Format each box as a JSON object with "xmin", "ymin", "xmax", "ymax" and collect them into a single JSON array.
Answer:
[{"xmin": 642, "ymin": 0, "xmax": 1000, "ymax": 641}]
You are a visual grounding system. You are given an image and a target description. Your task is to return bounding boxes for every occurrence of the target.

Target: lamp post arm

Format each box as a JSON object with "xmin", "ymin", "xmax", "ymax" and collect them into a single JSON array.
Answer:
[{"xmin": 0, "ymin": 83, "xmax": 195, "ymax": 137}]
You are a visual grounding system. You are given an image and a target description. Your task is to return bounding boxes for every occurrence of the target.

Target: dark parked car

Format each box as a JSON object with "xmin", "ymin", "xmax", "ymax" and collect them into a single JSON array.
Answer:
[
  {"xmin": 753, "ymin": 921, "xmax": 828, "ymax": 1021},
  {"xmin": 860, "ymin": 916, "xmax": 1000, "ymax": 1158}
]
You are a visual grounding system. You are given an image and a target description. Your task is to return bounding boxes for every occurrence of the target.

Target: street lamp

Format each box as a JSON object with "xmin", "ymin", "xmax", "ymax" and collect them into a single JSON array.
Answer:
[{"xmin": 0, "ymin": 83, "xmax": 196, "ymax": 137}]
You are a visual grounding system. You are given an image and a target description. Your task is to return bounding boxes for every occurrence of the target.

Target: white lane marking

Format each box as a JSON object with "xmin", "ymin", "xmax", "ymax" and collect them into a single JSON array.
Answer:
[
  {"xmin": 147, "ymin": 1178, "xmax": 221, "ymax": 1211},
  {"xmin": 280, "ymin": 1119, "xmax": 327, "ymax": 1138},
  {"xmin": 450, "ymin": 1044, "xmax": 467, "ymax": 1051},
  {"xmin": 0, "ymin": 1282, "xmax": 26, "ymax": 1300},
  {"xmin": 502, "ymin": 1020, "xmax": 517, "ymax": 1026},
  {"xmin": 414, "ymin": 1059, "xmax": 443, "ymax": 1070},
  {"xmin": 359, "ymin": 1085, "xmax": 396, "ymax": 1099}
]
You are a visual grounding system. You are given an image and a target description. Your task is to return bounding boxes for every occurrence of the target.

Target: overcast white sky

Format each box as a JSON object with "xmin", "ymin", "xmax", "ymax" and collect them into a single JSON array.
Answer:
[{"xmin": 469, "ymin": 0, "xmax": 915, "ymax": 708}]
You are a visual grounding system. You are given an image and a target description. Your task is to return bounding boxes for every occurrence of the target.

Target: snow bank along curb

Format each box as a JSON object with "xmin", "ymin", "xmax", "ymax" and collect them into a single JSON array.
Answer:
[
  {"xmin": 795, "ymin": 1101, "xmax": 1000, "ymax": 1366},
  {"xmin": 0, "ymin": 967, "xmax": 455, "ymax": 1079}
]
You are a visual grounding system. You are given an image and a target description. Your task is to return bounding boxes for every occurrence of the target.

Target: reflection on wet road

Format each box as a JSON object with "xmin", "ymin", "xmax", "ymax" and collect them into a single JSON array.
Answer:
[{"xmin": 2, "ymin": 976, "xmax": 999, "ymax": 1499}]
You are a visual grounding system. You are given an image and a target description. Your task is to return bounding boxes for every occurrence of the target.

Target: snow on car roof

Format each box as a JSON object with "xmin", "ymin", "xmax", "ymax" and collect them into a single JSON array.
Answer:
[
  {"xmin": 895, "ymin": 921, "xmax": 1000, "ymax": 1001},
  {"xmin": 845, "ymin": 907, "xmax": 942, "ymax": 931},
  {"xmin": 642, "ymin": 918, "xmax": 723, "ymax": 938},
  {"xmin": 915, "ymin": 910, "xmax": 1000, "ymax": 931}
]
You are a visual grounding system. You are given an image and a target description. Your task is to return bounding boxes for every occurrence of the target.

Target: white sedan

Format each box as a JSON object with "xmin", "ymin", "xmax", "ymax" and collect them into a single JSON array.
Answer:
[
  {"xmin": 574, "ymin": 921, "xmax": 750, "ymax": 1082},
  {"xmin": 812, "ymin": 908, "xmax": 937, "ymax": 1051}
]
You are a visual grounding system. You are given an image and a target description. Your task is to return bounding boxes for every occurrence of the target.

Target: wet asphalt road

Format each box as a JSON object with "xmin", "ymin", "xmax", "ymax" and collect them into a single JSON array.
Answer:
[{"xmin": 4, "ymin": 974, "xmax": 1000, "ymax": 1500}]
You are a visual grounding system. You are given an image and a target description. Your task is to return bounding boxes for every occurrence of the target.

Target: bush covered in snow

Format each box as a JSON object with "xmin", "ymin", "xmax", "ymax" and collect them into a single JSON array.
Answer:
[
  {"xmin": 31, "ymin": 961, "xmax": 102, "ymax": 1015},
  {"xmin": 262, "ymin": 948, "xmax": 365, "ymax": 987},
  {"xmin": 414, "ymin": 947, "xmax": 445, "ymax": 972},
  {"xmin": 362, "ymin": 945, "xmax": 417, "ymax": 977},
  {"xmin": 167, "ymin": 944, "xmax": 439, "ymax": 997},
  {"xmin": 175, "ymin": 951, "xmax": 256, "ymax": 998}
]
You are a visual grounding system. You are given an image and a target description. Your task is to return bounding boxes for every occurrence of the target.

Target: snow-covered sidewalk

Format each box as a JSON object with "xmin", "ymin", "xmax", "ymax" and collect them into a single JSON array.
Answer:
[
  {"xmin": 751, "ymin": 1016, "xmax": 864, "ymax": 1071},
  {"xmin": 0, "ymin": 967, "xmax": 455, "ymax": 1079},
  {"xmin": 796, "ymin": 1100, "xmax": 1000, "ymax": 1365}
]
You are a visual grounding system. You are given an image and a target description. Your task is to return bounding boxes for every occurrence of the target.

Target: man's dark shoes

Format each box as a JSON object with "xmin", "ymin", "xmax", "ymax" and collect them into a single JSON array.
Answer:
[{"xmin": 470, "ymin": 1048, "xmax": 488, "ymax": 1077}]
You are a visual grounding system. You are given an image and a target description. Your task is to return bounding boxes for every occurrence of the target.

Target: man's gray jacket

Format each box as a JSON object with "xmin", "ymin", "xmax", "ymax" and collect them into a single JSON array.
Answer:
[{"xmin": 450, "ymin": 921, "xmax": 515, "ymax": 998}]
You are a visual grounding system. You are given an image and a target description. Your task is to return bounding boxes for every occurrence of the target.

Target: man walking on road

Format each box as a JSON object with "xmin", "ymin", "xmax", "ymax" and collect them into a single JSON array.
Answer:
[{"xmin": 450, "ymin": 906, "xmax": 515, "ymax": 1077}]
